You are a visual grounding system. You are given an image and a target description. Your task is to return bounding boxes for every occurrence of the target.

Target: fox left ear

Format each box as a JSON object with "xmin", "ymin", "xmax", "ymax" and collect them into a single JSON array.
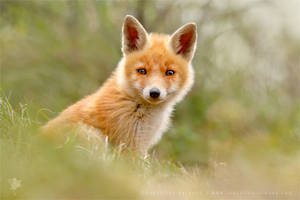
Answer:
[
  {"xmin": 122, "ymin": 15, "xmax": 149, "ymax": 55},
  {"xmin": 169, "ymin": 23, "xmax": 197, "ymax": 61}
]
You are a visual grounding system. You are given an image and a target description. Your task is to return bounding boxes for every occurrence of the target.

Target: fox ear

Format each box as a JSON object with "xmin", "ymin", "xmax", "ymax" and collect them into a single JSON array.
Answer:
[
  {"xmin": 122, "ymin": 15, "xmax": 148, "ymax": 55},
  {"xmin": 169, "ymin": 23, "xmax": 197, "ymax": 61}
]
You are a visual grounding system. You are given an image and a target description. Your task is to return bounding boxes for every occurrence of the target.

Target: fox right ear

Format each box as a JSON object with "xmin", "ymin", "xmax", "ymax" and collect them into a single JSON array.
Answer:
[
  {"xmin": 122, "ymin": 15, "xmax": 148, "ymax": 55},
  {"xmin": 169, "ymin": 23, "xmax": 197, "ymax": 61}
]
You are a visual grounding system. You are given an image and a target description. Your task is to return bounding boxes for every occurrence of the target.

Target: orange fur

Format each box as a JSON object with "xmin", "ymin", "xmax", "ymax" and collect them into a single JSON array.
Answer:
[{"xmin": 42, "ymin": 16, "xmax": 197, "ymax": 155}]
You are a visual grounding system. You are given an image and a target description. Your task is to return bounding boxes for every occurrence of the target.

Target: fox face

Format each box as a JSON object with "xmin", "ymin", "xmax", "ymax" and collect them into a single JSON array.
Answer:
[{"xmin": 119, "ymin": 16, "xmax": 197, "ymax": 105}]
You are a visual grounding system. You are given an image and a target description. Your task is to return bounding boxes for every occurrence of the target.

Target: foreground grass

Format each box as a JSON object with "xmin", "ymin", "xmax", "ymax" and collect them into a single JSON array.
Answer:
[{"xmin": 1, "ymin": 94, "xmax": 300, "ymax": 200}]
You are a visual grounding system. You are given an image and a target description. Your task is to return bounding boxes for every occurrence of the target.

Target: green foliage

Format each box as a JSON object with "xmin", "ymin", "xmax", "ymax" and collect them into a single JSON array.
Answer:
[
  {"xmin": 1, "ymin": 1, "xmax": 300, "ymax": 198},
  {"xmin": 1, "ymin": 0, "xmax": 300, "ymax": 160}
]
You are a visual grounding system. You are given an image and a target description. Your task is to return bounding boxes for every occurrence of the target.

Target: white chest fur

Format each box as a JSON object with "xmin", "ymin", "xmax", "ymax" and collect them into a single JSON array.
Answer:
[{"xmin": 132, "ymin": 103, "xmax": 174, "ymax": 153}]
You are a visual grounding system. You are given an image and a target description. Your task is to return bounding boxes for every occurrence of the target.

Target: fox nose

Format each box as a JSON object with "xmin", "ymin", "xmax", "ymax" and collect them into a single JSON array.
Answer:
[{"xmin": 149, "ymin": 88, "xmax": 160, "ymax": 99}]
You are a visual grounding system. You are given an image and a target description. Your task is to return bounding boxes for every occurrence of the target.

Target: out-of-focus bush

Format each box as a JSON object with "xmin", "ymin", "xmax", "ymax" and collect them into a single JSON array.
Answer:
[{"xmin": 1, "ymin": 0, "xmax": 299, "ymax": 164}]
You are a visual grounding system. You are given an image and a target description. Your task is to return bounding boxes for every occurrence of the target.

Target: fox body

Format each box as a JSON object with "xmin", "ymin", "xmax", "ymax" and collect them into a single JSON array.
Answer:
[{"xmin": 43, "ymin": 15, "xmax": 197, "ymax": 155}]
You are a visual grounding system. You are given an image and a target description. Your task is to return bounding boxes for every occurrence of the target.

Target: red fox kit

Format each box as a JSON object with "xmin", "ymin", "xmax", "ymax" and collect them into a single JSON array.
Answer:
[{"xmin": 43, "ymin": 15, "xmax": 197, "ymax": 155}]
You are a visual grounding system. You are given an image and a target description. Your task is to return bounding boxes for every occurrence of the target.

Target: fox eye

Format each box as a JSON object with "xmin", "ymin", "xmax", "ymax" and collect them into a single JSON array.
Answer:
[
  {"xmin": 165, "ymin": 70, "xmax": 175, "ymax": 76},
  {"xmin": 137, "ymin": 68, "xmax": 147, "ymax": 75}
]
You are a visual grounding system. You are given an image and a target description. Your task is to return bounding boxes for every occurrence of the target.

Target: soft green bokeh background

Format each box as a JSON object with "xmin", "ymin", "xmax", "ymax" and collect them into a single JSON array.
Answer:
[{"xmin": 1, "ymin": 0, "xmax": 300, "ymax": 199}]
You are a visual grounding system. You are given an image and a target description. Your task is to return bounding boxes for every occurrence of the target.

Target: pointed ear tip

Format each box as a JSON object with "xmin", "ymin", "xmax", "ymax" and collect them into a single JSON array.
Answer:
[
  {"xmin": 176, "ymin": 23, "xmax": 197, "ymax": 34},
  {"xmin": 187, "ymin": 23, "xmax": 197, "ymax": 30},
  {"xmin": 125, "ymin": 15, "xmax": 133, "ymax": 19},
  {"xmin": 124, "ymin": 15, "xmax": 137, "ymax": 22}
]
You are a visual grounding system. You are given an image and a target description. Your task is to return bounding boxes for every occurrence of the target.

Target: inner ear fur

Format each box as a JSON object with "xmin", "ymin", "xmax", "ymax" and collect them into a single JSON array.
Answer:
[
  {"xmin": 169, "ymin": 23, "xmax": 197, "ymax": 61},
  {"xmin": 122, "ymin": 15, "xmax": 148, "ymax": 54}
]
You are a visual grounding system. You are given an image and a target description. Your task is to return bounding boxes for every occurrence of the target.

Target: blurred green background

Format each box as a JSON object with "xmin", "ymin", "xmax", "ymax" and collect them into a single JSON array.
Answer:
[
  {"xmin": 1, "ymin": 0, "xmax": 300, "ymax": 165},
  {"xmin": 1, "ymin": 0, "xmax": 300, "ymax": 199}
]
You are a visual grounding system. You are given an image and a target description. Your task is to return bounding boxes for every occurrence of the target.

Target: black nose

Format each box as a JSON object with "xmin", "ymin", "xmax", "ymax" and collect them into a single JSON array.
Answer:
[{"xmin": 149, "ymin": 88, "xmax": 160, "ymax": 99}]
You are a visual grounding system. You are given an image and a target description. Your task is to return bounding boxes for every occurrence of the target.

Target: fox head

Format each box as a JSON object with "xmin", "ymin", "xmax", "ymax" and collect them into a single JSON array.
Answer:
[{"xmin": 117, "ymin": 15, "xmax": 197, "ymax": 105}]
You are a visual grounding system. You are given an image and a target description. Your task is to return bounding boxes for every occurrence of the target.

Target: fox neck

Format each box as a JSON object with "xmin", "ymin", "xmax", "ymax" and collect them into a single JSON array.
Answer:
[{"xmin": 93, "ymin": 71, "xmax": 174, "ymax": 154}]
